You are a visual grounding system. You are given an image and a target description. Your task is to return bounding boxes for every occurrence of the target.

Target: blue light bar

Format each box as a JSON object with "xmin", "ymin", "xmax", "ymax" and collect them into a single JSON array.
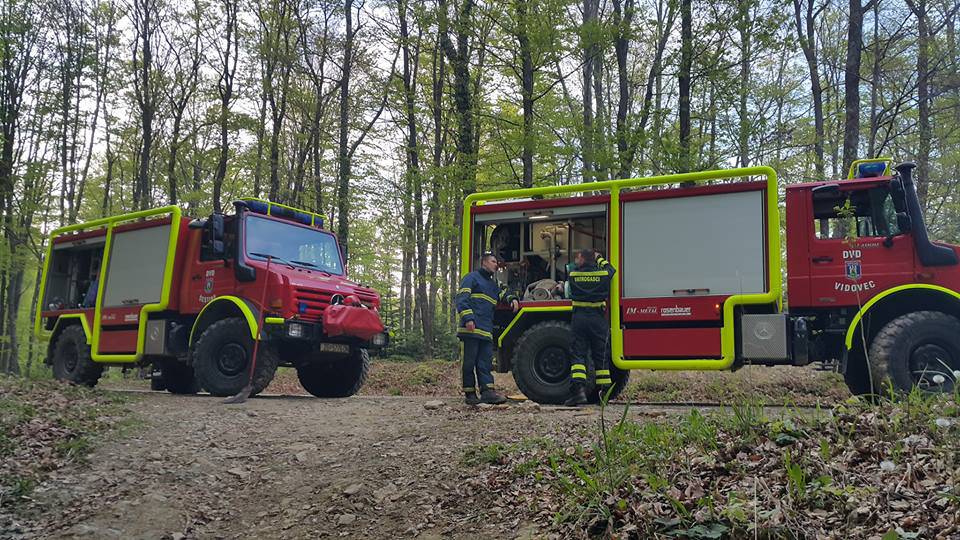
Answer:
[
  {"xmin": 236, "ymin": 199, "xmax": 325, "ymax": 228},
  {"xmin": 856, "ymin": 162, "xmax": 887, "ymax": 178}
]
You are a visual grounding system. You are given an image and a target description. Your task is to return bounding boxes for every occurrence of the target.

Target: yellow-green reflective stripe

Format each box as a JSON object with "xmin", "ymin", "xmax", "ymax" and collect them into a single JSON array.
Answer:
[
  {"xmin": 571, "ymin": 373, "xmax": 587, "ymax": 380},
  {"xmin": 471, "ymin": 293, "xmax": 497, "ymax": 304},
  {"xmin": 458, "ymin": 328, "xmax": 493, "ymax": 338},
  {"xmin": 571, "ymin": 363, "xmax": 586, "ymax": 372},
  {"xmin": 572, "ymin": 300, "xmax": 605, "ymax": 307},
  {"xmin": 569, "ymin": 270, "xmax": 609, "ymax": 277},
  {"xmin": 458, "ymin": 287, "xmax": 472, "ymax": 294},
  {"xmin": 463, "ymin": 387, "xmax": 476, "ymax": 392},
  {"xmin": 597, "ymin": 378, "xmax": 613, "ymax": 385},
  {"xmin": 265, "ymin": 317, "xmax": 285, "ymax": 324},
  {"xmin": 459, "ymin": 309, "xmax": 473, "ymax": 317},
  {"xmin": 595, "ymin": 369, "xmax": 610, "ymax": 376}
]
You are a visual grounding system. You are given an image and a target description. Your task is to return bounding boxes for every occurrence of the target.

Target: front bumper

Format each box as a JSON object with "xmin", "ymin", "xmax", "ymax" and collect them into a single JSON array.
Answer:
[{"xmin": 263, "ymin": 318, "xmax": 389, "ymax": 349}]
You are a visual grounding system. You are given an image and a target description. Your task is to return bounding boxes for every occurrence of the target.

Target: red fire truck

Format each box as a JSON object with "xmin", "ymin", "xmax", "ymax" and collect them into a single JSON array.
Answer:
[
  {"xmin": 35, "ymin": 199, "xmax": 388, "ymax": 397},
  {"xmin": 462, "ymin": 160, "xmax": 960, "ymax": 403}
]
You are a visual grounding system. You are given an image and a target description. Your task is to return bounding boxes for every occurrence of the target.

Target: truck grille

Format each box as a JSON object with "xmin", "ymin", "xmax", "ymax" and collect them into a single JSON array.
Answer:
[
  {"xmin": 294, "ymin": 287, "xmax": 379, "ymax": 322},
  {"xmin": 355, "ymin": 290, "xmax": 378, "ymax": 307},
  {"xmin": 294, "ymin": 288, "xmax": 333, "ymax": 322}
]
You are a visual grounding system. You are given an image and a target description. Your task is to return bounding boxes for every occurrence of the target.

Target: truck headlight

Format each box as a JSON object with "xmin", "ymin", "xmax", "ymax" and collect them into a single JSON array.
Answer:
[
  {"xmin": 288, "ymin": 323, "xmax": 304, "ymax": 338},
  {"xmin": 371, "ymin": 332, "xmax": 387, "ymax": 347}
]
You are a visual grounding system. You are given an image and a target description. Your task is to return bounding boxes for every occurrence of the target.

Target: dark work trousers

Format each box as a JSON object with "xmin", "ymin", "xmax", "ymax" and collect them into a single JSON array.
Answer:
[
  {"xmin": 570, "ymin": 308, "xmax": 610, "ymax": 387},
  {"xmin": 460, "ymin": 337, "xmax": 494, "ymax": 394}
]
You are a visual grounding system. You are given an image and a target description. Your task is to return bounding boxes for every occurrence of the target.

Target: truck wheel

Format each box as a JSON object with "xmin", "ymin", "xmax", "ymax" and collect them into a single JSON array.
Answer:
[
  {"xmin": 51, "ymin": 325, "xmax": 104, "ymax": 387},
  {"xmin": 157, "ymin": 359, "xmax": 200, "ymax": 395},
  {"xmin": 843, "ymin": 348, "xmax": 873, "ymax": 396},
  {"xmin": 513, "ymin": 321, "xmax": 587, "ymax": 404},
  {"xmin": 868, "ymin": 311, "xmax": 960, "ymax": 394},
  {"xmin": 296, "ymin": 348, "xmax": 369, "ymax": 397},
  {"xmin": 150, "ymin": 372, "xmax": 166, "ymax": 391},
  {"xmin": 192, "ymin": 318, "xmax": 279, "ymax": 397}
]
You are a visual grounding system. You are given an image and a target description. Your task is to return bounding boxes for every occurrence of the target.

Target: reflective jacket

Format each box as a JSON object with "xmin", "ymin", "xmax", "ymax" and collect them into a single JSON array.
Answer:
[
  {"xmin": 456, "ymin": 268, "xmax": 516, "ymax": 341},
  {"xmin": 568, "ymin": 254, "xmax": 616, "ymax": 308}
]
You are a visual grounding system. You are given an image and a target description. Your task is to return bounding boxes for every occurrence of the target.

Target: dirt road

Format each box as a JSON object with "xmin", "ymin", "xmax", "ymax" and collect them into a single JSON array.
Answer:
[{"xmin": 13, "ymin": 393, "xmax": 640, "ymax": 540}]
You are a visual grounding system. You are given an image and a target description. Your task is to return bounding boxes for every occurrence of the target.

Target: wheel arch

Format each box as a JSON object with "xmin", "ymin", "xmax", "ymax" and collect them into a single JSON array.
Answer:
[
  {"xmin": 845, "ymin": 284, "xmax": 960, "ymax": 352},
  {"xmin": 496, "ymin": 306, "xmax": 571, "ymax": 372},
  {"xmin": 46, "ymin": 315, "xmax": 92, "ymax": 365},
  {"xmin": 189, "ymin": 296, "xmax": 260, "ymax": 347}
]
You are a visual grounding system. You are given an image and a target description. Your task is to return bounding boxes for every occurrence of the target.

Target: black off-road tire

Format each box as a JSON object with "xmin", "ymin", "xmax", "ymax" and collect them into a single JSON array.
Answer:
[
  {"xmin": 513, "ymin": 321, "xmax": 592, "ymax": 405},
  {"xmin": 296, "ymin": 348, "xmax": 370, "ymax": 398},
  {"xmin": 868, "ymin": 311, "xmax": 960, "ymax": 395},
  {"xmin": 50, "ymin": 325, "xmax": 104, "ymax": 387},
  {"xmin": 843, "ymin": 347, "xmax": 874, "ymax": 396},
  {"xmin": 157, "ymin": 359, "xmax": 200, "ymax": 395},
  {"xmin": 192, "ymin": 318, "xmax": 279, "ymax": 397}
]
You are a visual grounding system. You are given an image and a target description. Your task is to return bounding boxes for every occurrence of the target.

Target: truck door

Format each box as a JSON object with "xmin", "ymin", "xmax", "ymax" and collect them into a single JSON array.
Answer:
[
  {"xmin": 807, "ymin": 183, "xmax": 915, "ymax": 307},
  {"xmin": 182, "ymin": 216, "xmax": 237, "ymax": 313}
]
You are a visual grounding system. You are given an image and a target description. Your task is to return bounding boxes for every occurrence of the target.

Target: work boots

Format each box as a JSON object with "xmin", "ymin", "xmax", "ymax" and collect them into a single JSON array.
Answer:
[
  {"xmin": 563, "ymin": 384, "xmax": 588, "ymax": 407},
  {"xmin": 480, "ymin": 387, "xmax": 507, "ymax": 405},
  {"xmin": 464, "ymin": 392, "xmax": 480, "ymax": 406}
]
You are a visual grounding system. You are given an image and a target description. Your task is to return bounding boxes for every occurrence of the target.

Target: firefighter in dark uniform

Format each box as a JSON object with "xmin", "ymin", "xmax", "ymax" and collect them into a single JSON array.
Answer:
[
  {"xmin": 565, "ymin": 248, "xmax": 616, "ymax": 406},
  {"xmin": 455, "ymin": 252, "xmax": 519, "ymax": 405}
]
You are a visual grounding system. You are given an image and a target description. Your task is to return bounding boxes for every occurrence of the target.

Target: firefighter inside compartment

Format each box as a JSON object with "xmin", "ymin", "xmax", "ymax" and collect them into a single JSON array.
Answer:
[
  {"xmin": 564, "ymin": 248, "xmax": 616, "ymax": 406},
  {"xmin": 455, "ymin": 252, "xmax": 520, "ymax": 406}
]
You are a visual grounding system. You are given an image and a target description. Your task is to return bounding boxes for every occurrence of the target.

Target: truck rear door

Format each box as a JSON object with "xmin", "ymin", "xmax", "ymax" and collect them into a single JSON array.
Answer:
[
  {"xmin": 91, "ymin": 209, "xmax": 182, "ymax": 360},
  {"xmin": 617, "ymin": 182, "xmax": 770, "ymax": 364}
]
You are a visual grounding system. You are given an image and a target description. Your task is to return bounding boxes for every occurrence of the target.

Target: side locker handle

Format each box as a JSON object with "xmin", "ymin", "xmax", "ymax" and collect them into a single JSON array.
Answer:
[{"xmin": 812, "ymin": 256, "xmax": 833, "ymax": 264}]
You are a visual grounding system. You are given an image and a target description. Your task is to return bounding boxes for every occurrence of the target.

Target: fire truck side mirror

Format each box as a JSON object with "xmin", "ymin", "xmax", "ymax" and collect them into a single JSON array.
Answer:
[
  {"xmin": 896, "ymin": 212, "xmax": 912, "ymax": 233},
  {"xmin": 889, "ymin": 178, "xmax": 908, "ymax": 213},
  {"xmin": 207, "ymin": 214, "xmax": 226, "ymax": 258}
]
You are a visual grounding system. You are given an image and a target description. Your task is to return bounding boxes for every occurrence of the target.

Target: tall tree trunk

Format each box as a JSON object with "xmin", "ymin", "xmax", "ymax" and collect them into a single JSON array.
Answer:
[
  {"xmin": 399, "ymin": 0, "xmax": 431, "ymax": 357},
  {"xmin": 793, "ymin": 0, "xmax": 826, "ymax": 179},
  {"xmin": 336, "ymin": 0, "xmax": 355, "ymax": 255},
  {"xmin": 592, "ymin": 47, "xmax": 607, "ymax": 181},
  {"xmin": 678, "ymin": 0, "xmax": 692, "ymax": 173},
  {"xmin": 581, "ymin": 0, "xmax": 598, "ymax": 181},
  {"xmin": 737, "ymin": 0, "xmax": 751, "ymax": 168},
  {"xmin": 214, "ymin": 0, "xmax": 239, "ymax": 213},
  {"xmin": 842, "ymin": 0, "xmax": 875, "ymax": 175},
  {"xmin": 428, "ymin": 45, "xmax": 445, "ymax": 330},
  {"xmin": 438, "ymin": 0, "xmax": 478, "ymax": 195},
  {"xmin": 168, "ymin": 119, "xmax": 181, "ymax": 205},
  {"xmin": 907, "ymin": 0, "xmax": 931, "ymax": 204},
  {"xmin": 613, "ymin": 0, "xmax": 634, "ymax": 179},
  {"xmin": 633, "ymin": 0, "xmax": 673, "ymax": 173},
  {"xmin": 3, "ymin": 269, "xmax": 23, "ymax": 374},
  {"xmin": 254, "ymin": 90, "xmax": 267, "ymax": 198},
  {"xmin": 24, "ymin": 262, "xmax": 43, "ymax": 375},
  {"xmin": 517, "ymin": 0, "xmax": 534, "ymax": 187},
  {"xmin": 868, "ymin": 2, "xmax": 880, "ymax": 157},
  {"xmin": 133, "ymin": 0, "xmax": 155, "ymax": 211}
]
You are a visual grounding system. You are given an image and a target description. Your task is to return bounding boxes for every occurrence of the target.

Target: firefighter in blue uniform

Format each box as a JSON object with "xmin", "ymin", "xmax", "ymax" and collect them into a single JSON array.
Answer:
[
  {"xmin": 455, "ymin": 252, "xmax": 519, "ymax": 405},
  {"xmin": 565, "ymin": 249, "xmax": 616, "ymax": 406}
]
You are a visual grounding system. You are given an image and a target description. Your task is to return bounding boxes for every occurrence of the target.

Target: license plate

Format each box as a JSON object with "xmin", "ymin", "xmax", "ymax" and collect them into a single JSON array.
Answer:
[{"xmin": 319, "ymin": 342, "xmax": 350, "ymax": 354}]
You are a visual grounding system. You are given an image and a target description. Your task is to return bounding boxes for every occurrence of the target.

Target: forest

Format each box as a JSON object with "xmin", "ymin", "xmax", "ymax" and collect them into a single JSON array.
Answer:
[{"xmin": 1, "ymin": 0, "xmax": 959, "ymax": 374}]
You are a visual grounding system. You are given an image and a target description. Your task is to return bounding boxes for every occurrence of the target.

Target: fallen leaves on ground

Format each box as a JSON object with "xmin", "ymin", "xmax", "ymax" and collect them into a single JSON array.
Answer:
[
  {"xmin": 461, "ymin": 394, "xmax": 960, "ymax": 539},
  {"xmin": 0, "ymin": 376, "xmax": 136, "ymax": 510}
]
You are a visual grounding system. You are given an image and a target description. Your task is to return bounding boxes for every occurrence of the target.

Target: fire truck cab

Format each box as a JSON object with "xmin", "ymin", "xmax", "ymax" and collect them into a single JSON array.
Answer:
[
  {"xmin": 462, "ymin": 161, "xmax": 960, "ymax": 404},
  {"xmin": 36, "ymin": 199, "xmax": 388, "ymax": 398}
]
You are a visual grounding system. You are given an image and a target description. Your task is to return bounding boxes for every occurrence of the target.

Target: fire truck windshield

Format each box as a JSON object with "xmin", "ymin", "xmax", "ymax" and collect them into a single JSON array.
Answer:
[{"xmin": 245, "ymin": 215, "xmax": 343, "ymax": 275}]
